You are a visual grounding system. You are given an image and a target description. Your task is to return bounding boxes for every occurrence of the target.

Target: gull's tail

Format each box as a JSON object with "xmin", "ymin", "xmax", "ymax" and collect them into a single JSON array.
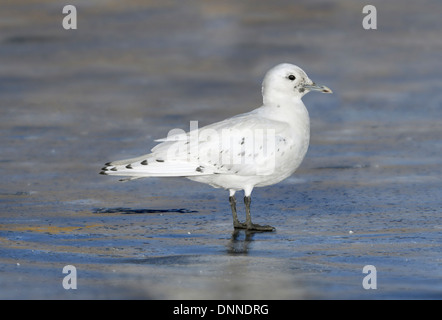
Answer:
[{"xmin": 99, "ymin": 154, "xmax": 212, "ymax": 181}]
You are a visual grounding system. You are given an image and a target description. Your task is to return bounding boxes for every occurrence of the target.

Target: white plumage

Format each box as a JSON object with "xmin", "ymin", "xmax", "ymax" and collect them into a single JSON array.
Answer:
[{"xmin": 101, "ymin": 63, "xmax": 332, "ymax": 231}]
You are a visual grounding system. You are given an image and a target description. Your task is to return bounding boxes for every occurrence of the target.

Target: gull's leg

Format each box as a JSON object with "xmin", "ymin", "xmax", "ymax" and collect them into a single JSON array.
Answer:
[
  {"xmin": 244, "ymin": 196, "xmax": 275, "ymax": 232},
  {"xmin": 229, "ymin": 191, "xmax": 247, "ymax": 229}
]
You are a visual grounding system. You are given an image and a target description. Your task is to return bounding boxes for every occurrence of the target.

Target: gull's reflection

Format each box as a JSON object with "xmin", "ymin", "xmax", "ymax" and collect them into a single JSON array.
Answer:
[{"xmin": 226, "ymin": 229, "xmax": 256, "ymax": 254}]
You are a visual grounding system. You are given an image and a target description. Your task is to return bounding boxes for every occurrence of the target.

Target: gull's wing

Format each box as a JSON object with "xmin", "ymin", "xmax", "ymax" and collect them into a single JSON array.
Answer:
[{"xmin": 100, "ymin": 109, "xmax": 292, "ymax": 178}]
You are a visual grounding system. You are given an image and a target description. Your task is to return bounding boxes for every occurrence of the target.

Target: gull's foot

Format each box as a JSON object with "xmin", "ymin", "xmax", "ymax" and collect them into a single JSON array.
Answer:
[
  {"xmin": 247, "ymin": 223, "xmax": 276, "ymax": 232},
  {"xmin": 233, "ymin": 221, "xmax": 248, "ymax": 229},
  {"xmin": 233, "ymin": 221, "xmax": 276, "ymax": 232}
]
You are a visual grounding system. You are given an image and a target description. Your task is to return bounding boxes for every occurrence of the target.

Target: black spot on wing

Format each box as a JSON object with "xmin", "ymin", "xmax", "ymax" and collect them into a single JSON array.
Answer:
[
  {"xmin": 196, "ymin": 166, "xmax": 204, "ymax": 173},
  {"xmin": 141, "ymin": 160, "xmax": 148, "ymax": 165}
]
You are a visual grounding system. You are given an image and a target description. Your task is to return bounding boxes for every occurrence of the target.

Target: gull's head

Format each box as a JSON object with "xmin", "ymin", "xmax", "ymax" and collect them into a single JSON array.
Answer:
[{"xmin": 262, "ymin": 63, "xmax": 332, "ymax": 103}]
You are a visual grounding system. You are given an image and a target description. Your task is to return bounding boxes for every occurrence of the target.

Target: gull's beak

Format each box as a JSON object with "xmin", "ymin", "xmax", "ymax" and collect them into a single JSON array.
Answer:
[{"xmin": 303, "ymin": 82, "xmax": 333, "ymax": 94}]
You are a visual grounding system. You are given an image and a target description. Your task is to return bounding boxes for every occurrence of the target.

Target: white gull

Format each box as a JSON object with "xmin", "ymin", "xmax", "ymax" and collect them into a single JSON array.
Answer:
[{"xmin": 100, "ymin": 63, "xmax": 332, "ymax": 231}]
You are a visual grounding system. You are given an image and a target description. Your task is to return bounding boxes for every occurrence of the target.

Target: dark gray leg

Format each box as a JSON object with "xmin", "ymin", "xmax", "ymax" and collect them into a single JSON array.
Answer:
[
  {"xmin": 230, "ymin": 196, "xmax": 247, "ymax": 229},
  {"xmin": 244, "ymin": 196, "xmax": 275, "ymax": 232}
]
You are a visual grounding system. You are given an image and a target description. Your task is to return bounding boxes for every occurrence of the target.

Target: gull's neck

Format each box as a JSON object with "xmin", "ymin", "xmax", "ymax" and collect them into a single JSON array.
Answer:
[
  {"xmin": 260, "ymin": 91, "xmax": 309, "ymax": 125},
  {"xmin": 263, "ymin": 91, "xmax": 306, "ymax": 110}
]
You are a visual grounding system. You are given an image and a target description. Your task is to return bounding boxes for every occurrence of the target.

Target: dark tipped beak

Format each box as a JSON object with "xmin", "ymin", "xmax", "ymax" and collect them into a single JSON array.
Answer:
[{"xmin": 303, "ymin": 83, "xmax": 333, "ymax": 93}]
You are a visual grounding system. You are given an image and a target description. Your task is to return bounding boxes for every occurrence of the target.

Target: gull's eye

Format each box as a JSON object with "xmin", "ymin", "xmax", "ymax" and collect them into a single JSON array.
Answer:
[{"xmin": 288, "ymin": 75, "xmax": 296, "ymax": 81}]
